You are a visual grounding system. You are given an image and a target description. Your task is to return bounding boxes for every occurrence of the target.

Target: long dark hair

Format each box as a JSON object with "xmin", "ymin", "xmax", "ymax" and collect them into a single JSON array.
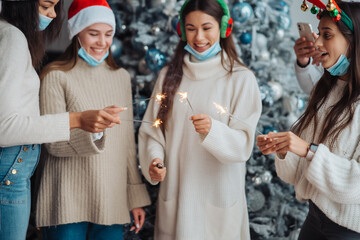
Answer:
[
  {"xmin": 0, "ymin": 0, "xmax": 63, "ymax": 70},
  {"xmin": 157, "ymin": 0, "xmax": 246, "ymax": 131},
  {"xmin": 40, "ymin": 37, "xmax": 120, "ymax": 79},
  {"xmin": 292, "ymin": 2, "xmax": 360, "ymax": 149}
]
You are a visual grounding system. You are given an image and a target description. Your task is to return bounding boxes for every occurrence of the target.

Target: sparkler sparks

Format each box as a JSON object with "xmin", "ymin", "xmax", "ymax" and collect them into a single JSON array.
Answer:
[
  {"xmin": 177, "ymin": 91, "xmax": 194, "ymax": 113},
  {"xmin": 213, "ymin": 102, "xmax": 263, "ymax": 135},
  {"xmin": 153, "ymin": 119, "xmax": 162, "ymax": 128},
  {"xmin": 132, "ymin": 93, "xmax": 165, "ymax": 105}
]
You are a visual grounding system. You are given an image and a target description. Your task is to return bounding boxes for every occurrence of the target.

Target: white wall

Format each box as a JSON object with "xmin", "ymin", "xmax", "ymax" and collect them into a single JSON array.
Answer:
[{"xmin": 289, "ymin": 0, "xmax": 319, "ymax": 37}]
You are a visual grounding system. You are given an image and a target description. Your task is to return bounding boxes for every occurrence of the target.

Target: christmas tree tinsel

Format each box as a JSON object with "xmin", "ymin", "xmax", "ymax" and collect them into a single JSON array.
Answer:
[{"xmin": 108, "ymin": 0, "xmax": 310, "ymax": 239}]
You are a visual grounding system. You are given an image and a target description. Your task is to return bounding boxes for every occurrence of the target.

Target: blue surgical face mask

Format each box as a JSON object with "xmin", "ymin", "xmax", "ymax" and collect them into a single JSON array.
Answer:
[
  {"xmin": 184, "ymin": 41, "xmax": 222, "ymax": 61},
  {"xmin": 78, "ymin": 39, "xmax": 109, "ymax": 67},
  {"xmin": 39, "ymin": 13, "xmax": 53, "ymax": 31},
  {"xmin": 326, "ymin": 54, "xmax": 351, "ymax": 76}
]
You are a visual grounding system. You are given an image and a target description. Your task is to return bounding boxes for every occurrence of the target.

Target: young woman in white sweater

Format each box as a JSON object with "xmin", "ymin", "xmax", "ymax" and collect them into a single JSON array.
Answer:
[
  {"xmin": 0, "ymin": 1, "xmax": 122, "ymax": 239},
  {"xmin": 257, "ymin": 1, "xmax": 360, "ymax": 239},
  {"xmin": 138, "ymin": 0, "xmax": 262, "ymax": 239}
]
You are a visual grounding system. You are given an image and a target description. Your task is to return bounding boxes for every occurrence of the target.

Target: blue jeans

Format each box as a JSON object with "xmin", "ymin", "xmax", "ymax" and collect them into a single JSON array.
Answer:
[
  {"xmin": 42, "ymin": 222, "xmax": 123, "ymax": 240},
  {"xmin": 298, "ymin": 201, "xmax": 360, "ymax": 240},
  {"xmin": 0, "ymin": 144, "xmax": 40, "ymax": 240}
]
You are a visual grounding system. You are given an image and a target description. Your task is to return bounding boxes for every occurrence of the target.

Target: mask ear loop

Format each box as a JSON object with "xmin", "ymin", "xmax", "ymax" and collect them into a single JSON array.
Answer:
[{"xmin": 78, "ymin": 37, "xmax": 84, "ymax": 48}]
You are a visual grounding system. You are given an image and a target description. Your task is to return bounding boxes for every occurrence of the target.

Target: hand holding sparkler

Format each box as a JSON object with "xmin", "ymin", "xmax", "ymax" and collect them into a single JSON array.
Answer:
[
  {"xmin": 149, "ymin": 158, "xmax": 166, "ymax": 182},
  {"xmin": 190, "ymin": 114, "xmax": 212, "ymax": 135}
]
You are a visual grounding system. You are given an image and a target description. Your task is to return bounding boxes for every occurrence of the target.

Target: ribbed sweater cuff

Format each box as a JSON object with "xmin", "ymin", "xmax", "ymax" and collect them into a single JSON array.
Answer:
[
  {"xmin": 128, "ymin": 183, "xmax": 151, "ymax": 210},
  {"xmin": 201, "ymin": 119, "xmax": 225, "ymax": 157},
  {"xmin": 70, "ymin": 130, "xmax": 105, "ymax": 155},
  {"xmin": 306, "ymin": 144, "xmax": 330, "ymax": 186},
  {"xmin": 275, "ymin": 152, "xmax": 299, "ymax": 175}
]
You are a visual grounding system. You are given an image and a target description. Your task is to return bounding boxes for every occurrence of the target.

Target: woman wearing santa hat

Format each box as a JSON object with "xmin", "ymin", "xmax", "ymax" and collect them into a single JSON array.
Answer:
[
  {"xmin": 0, "ymin": 1, "xmax": 123, "ymax": 239},
  {"xmin": 35, "ymin": 0, "xmax": 151, "ymax": 239}
]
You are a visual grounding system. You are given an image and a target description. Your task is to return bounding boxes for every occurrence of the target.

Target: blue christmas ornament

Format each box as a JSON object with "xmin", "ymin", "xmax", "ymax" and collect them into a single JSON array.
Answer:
[
  {"xmin": 271, "ymin": 0, "xmax": 290, "ymax": 13},
  {"xmin": 240, "ymin": 32, "xmax": 252, "ymax": 44},
  {"xmin": 297, "ymin": 97, "xmax": 306, "ymax": 111},
  {"xmin": 231, "ymin": 2, "xmax": 253, "ymax": 23},
  {"xmin": 145, "ymin": 48, "xmax": 167, "ymax": 72},
  {"xmin": 263, "ymin": 126, "xmax": 278, "ymax": 134},
  {"xmin": 277, "ymin": 13, "xmax": 291, "ymax": 30},
  {"xmin": 134, "ymin": 95, "xmax": 148, "ymax": 116},
  {"xmin": 254, "ymin": 3, "xmax": 266, "ymax": 21},
  {"xmin": 110, "ymin": 38, "xmax": 123, "ymax": 59}
]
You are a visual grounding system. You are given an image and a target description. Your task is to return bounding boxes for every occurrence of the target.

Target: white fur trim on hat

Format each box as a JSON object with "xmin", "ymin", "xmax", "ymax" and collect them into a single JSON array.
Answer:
[{"xmin": 68, "ymin": 5, "xmax": 115, "ymax": 40}]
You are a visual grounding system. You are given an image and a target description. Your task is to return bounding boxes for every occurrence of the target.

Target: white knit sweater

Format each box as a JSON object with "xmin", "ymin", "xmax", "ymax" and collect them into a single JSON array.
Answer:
[
  {"xmin": 139, "ymin": 53, "xmax": 262, "ymax": 240},
  {"xmin": 276, "ymin": 79, "xmax": 360, "ymax": 233},
  {"xmin": 0, "ymin": 19, "xmax": 69, "ymax": 147}
]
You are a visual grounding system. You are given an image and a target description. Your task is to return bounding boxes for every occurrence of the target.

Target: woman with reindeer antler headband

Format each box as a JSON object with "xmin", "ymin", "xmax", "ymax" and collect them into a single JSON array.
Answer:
[{"xmin": 257, "ymin": 0, "xmax": 360, "ymax": 239}]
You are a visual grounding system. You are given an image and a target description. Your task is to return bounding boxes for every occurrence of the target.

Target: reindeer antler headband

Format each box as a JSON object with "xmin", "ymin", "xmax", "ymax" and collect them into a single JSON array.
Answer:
[{"xmin": 301, "ymin": 0, "xmax": 354, "ymax": 32}]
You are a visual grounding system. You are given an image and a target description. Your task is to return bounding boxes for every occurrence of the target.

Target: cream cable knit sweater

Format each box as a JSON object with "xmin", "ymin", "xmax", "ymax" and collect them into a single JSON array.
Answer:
[
  {"xmin": 36, "ymin": 59, "xmax": 150, "ymax": 227},
  {"xmin": 0, "ymin": 20, "xmax": 69, "ymax": 147},
  {"xmin": 276, "ymin": 79, "xmax": 360, "ymax": 233},
  {"xmin": 139, "ymin": 53, "xmax": 262, "ymax": 240}
]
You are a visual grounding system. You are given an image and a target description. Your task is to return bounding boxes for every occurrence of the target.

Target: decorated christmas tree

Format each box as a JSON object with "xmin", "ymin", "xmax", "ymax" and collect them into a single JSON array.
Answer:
[{"xmin": 108, "ymin": 0, "xmax": 309, "ymax": 239}]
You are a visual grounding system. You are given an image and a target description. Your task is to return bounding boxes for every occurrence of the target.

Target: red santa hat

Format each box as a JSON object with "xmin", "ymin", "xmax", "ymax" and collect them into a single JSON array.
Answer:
[{"xmin": 68, "ymin": 0, "xmax": 116, "ymax": 40}]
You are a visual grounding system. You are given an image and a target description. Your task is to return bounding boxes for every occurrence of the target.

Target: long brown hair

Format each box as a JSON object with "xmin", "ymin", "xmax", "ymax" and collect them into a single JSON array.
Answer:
[
  {"xmin": 157, "ymin": 0, "xmax": 246, "ymax": 131},
  {"xmin": 292, "ymin": 2, "xmax": 360, "ymax": 149},
  {"xmin": 1, "ymin": 0, "xmax": 64, "ymax": 70},
  {"xmin": 40, "ymin": 37, "xmax": 120, "ymax": 79}
]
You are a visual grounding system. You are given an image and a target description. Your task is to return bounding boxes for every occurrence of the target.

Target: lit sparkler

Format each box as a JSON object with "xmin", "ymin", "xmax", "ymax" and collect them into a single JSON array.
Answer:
[
  {"xmin": 122, "ymin": 119, "xmax": 162, "ymax": 128},
  {"xmin": 213, "ymin": 102, "xmax": 263, "ymax": 135},
  {"xmin": 132, "ymin": 93, "xmax": 165, "ymax": 105},
  {"xmin": 177, "ymin": 91, "xmax": 194, "ymax": 113}
]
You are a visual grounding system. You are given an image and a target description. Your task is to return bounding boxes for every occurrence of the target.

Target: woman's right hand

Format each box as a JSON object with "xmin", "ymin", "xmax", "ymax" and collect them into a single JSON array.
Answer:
[
  {"xmin": 69, "ymin": 105, "xmax": 125, "ymax": 132},
  {"xmin": 294, "ymin": 33, "xmax": 321, "ymax": 67},
  {"xmin": 149, "ymin": 158, "xmax": 166, "ymax": 182}
]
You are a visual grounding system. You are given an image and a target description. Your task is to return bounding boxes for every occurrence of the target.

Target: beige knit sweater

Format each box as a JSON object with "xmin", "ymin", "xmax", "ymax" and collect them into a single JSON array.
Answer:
[{"xmin": 36, "ymin": 58, "xmax": 151, "ymax": 227}]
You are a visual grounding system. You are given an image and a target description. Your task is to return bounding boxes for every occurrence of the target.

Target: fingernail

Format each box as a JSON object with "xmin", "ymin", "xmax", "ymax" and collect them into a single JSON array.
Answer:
[
  {"xmin": 123, "ymin": 107, "xmax": 128, "ymax": 111},
  {"xmin": 152, "ymin": 161, "xmax": 157, "ymax": 165},
  {"xmin": 136, "ymin": 224, "xmax": 140, "ymax": 228}
]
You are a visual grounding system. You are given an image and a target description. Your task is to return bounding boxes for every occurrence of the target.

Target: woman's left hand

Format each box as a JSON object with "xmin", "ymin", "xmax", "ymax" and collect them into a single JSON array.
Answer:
[
  {"xmin": 130, "ymin": 207, "xmax": 146, "ymax": 233},
  {"xmin": 264, "ymin": 131, "xmax": 310, "ymax": 157},
  {"xmin": 190, "ymin": 114, "xmax": 212, "ymax": 135}
]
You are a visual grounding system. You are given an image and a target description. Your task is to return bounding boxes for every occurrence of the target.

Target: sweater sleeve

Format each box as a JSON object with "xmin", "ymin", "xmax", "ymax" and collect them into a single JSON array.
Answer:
[
  {"xmin": 275, "ymin": 152, "xmax": 302, "ymax": 185},
  {"xmin": 0, "ymin": 23, "xmax": 69, "ymax": 147},
  {"xmin": 200, "ymin": 70, "xmax": 262, "ymax": 164},
  {"xmin": 120, "ymin": 72, "xmax": 151, "ymax": 210},
  {"xmin": 40, "ymin": 70, "xmax": 105, "ymax": 157},
  {"xmin": 294, "ymin": 59, "xmax": 324, "ymax": 94},
  {"xmin": 305, "ymin": 143, "xmax": 360, "ymax": 204},
  {"xmin": 138, "ymin": 69, "xmax": 167, "ymax": 185}
]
